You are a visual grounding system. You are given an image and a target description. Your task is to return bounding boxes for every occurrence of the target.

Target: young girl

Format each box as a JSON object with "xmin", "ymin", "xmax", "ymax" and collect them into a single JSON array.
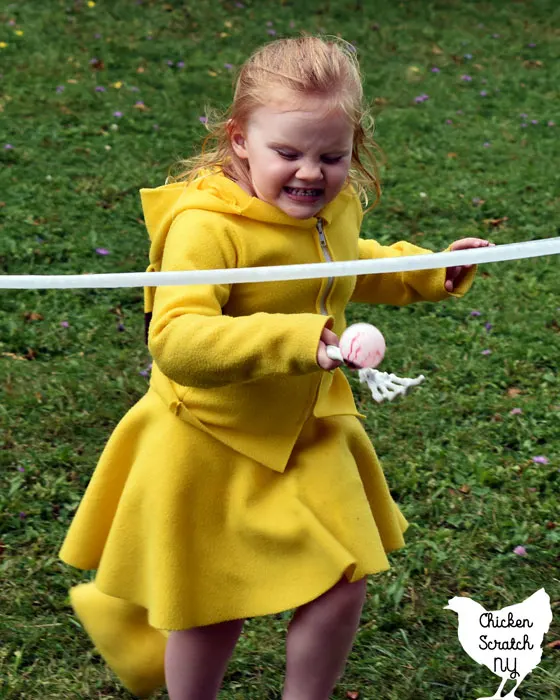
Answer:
[{"xmin": 59, "ymin": 35, "xmax": 492, "ymax": 699}]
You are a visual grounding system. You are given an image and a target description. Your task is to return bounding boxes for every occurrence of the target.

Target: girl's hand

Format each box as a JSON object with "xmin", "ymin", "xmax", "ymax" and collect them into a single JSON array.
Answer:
[
  {"xmin": 317, "ymin": 327, "xmax": 343, "ymax": 371},
  {"xmin": 445, "ymin": 237, "xmax": 495, "ymax": 292}
]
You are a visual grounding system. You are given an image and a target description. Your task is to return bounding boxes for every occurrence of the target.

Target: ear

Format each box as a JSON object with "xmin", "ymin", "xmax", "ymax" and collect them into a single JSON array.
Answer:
[{"xmin": 228, "ymin": 119, "xmax": 249, "ymax": 160}]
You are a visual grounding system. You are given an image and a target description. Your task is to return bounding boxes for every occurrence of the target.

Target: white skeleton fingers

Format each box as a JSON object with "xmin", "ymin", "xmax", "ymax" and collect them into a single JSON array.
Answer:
[{"xmin": 358, "ymin": 368, "xmax": 426, "ymax": 403}]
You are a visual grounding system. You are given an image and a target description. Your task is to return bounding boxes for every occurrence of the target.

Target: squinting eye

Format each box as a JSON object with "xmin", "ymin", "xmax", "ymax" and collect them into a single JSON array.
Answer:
[
  {"xmin": 322, "ymin": 156, "xmax": 342, "ymax": 164},
  {"xmin": 277, "ymin": 151, "xmax": 298, "ymax": 160}
]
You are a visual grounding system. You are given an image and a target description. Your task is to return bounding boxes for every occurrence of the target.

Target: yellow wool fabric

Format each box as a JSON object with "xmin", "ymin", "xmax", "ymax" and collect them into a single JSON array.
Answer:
[{"xmin": 60, "ymin": 170, "xmax": 476, "ymax": 634}]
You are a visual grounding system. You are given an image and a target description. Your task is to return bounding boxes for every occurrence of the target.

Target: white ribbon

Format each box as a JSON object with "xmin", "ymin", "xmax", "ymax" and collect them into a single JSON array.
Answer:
[{"xmin": 0, "ymin": 238, "xmax": 558, "ymax": 290}]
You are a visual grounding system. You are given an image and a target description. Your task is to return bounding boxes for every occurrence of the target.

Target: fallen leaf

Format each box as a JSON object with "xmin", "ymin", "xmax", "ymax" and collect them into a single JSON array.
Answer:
[
  {"xmin": 374, "ymin": 97, "xmax": 388, "ymax": 106},
  {"xmin": 523, "ymin": 60, "xmax": 543, "ymax": 68},
  {"xmin": 431, "ymin": 44, "xmax": 443, "ymax": 55},
  {"xmin": 447, "ymin": 152, "xmax": 457, "ymax": 158},
  {"xmin": 1, "ymin": 352, "xmax": 26, "ymax": 361},
  {"xmin": 490, "ymin": 413, "xmax": 503, "ymax": 422},
  {"xmin": 546, "ymin": 522, "xmax": 556, "ymax": 529},
  {"xmin": 347, "ymin": 692, "xmax": 360, "ymax": 699},
  {"xmin": 507, "ymin": 387, "xmax": 522, "ymax": 397},
  {"xmin": 546, "ymin": 640, "xmax": 560, "ymax": 649},
  {"xmin": 133, "ymin": 102, "xmax": 150, "ymax": 111},
  {"xmin": 459, "ymin": 484, "xmax": 471, "ymax": 494},
  {"xmin": 23, "ymin": 312, "xmax": 43, "ymax": 321},
  {"xmin": 89, "ymin": 58, "xmax": 105, "ymax": 70},
  {"xmin": 483, "ymin": 216, "xmax": 508, "ymax": 228}
]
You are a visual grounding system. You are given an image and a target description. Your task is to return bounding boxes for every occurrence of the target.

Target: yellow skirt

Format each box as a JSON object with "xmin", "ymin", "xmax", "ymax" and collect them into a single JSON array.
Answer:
[{"xmin": 60, "ymin": 388, "xmax": 408, "ymax": 632}]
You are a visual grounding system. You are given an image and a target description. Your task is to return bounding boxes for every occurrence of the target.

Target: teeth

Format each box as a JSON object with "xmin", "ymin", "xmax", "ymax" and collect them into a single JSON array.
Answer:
[{"xmin": 286, "ymin": 188, "xmax": 321, "ymax": 196}]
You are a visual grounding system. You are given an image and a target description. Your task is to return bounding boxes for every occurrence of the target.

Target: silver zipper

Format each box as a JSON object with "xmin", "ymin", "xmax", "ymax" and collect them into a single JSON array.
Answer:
[{"xmin": 316, "ymin": 218, "xmax": 334, "ymax": 315}]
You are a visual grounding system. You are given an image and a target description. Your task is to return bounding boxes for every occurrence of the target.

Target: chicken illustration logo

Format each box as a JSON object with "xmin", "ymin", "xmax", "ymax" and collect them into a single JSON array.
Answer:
[{"xmin": 444, "ymin": 588, "xmax": 552, "ymax": 699}]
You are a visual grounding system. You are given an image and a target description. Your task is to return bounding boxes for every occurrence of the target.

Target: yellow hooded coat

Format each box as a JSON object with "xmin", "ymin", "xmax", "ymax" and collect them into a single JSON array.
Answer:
[{"xmin": 60, "ymin": 170, "xmax": 475, "ymax": 632}]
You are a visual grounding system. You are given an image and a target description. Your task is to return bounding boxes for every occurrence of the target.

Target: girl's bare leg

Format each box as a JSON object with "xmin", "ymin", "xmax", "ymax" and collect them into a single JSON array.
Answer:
[
  {"xmin": 283, "ymin": 576, "xmax": 367, "ymax": 700},
  {"xmin": 164, "ymin": 618, "xmax": 245, "ymax": 700}
]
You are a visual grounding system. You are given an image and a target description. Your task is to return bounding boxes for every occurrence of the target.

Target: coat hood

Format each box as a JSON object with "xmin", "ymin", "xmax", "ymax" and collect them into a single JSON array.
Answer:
[{"xmin": 139, "ymin": 169, "xmax": 357, "ymax": 269}]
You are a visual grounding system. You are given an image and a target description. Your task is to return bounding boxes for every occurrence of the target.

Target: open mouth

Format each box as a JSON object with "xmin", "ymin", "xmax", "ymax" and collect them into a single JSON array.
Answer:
[{"xmin": 283, "ymin": 187, "xmax": 324, "ymax": 199}]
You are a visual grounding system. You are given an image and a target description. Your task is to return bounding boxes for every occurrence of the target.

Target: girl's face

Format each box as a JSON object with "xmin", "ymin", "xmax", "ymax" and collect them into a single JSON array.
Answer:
[{"xmin": 229, "ymin": 96, "xmax": 354, "ymax": 219}]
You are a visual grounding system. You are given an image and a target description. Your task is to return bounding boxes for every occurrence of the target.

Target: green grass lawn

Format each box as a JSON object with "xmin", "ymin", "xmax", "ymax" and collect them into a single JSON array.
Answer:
[{"xmin": 1, "ymin": 1, "xmax": 559, "ymax": 698}]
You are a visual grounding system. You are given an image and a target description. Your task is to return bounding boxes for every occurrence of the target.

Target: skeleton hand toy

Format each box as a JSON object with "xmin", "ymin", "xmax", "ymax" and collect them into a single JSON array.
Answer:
[
  {"xmin": 357, "ymin": 368, "xmax": 425, "ymax": 403},
  {"xmin": 326, "ymin": 323, "xmax": 425, "ymax": 404}
]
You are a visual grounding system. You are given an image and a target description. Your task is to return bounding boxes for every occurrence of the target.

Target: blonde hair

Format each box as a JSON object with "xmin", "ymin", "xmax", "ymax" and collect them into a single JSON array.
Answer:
[{"xmin": 169, "ymin": 34, "xmax": 383, "ymax": 214}]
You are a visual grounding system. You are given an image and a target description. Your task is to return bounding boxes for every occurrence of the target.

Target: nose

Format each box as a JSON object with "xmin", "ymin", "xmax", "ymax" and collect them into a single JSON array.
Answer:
[{"xmin": 295, "ymin": 159, "xmax": 324, "ymax": 182}]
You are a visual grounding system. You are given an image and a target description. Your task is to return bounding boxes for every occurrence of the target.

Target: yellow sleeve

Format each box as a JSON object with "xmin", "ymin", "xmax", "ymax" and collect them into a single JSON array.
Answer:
[
  {"xmin": 148, "ymin": 211, "xmax": 332, "ymax": 388},
  {"xmin": 350, "ymin": 238, "xmax": 476, "ymax": 305}
]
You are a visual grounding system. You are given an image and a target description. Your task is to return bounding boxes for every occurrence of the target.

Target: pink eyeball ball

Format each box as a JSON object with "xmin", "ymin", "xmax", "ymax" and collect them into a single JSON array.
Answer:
[{"xmin": 339, "ymin": 323, "xmax": 386, "ymax": 369}]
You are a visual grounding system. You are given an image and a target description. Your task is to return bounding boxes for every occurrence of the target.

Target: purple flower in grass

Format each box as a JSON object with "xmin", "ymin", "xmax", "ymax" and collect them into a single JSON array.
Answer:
[
  {"xmin": 480, "ymin": 90, "xmax": 488, "ymax": 97},
  {"xmin": 56, "ymin": 85, "xmax": 65, "ymax": 93},
  {"xmin": 4, "ymin": 143, "xmax": 14, "ymax": 149},
  {"xmin": 513, "ymin": 546, "xmax": 527, "ymax": 556},
  {"xmin": 176, "ymin": 61, "xmax": 185, "ymax": 68},
  {"xmin": 96, "ymin": 247, "xmax": 110, "ymax": 255},
  {"xmin": 532, "ymin": 456, "xmax": 549, "ymax": 465},
  {"xmin": 113, "ymin": 111, "xmax": 123, "ymax": 118},
  {"xmin": 139, "ymin": 362, "xmax": 153, "ymax": 377},
  {"xmin": 510, "ymin": 408, "xmax": 522, "ymax": 415},
  {"xmin": 461, "ymin": 74, "xmax": 472, "ymax": 82},
  {"xmin": 61, "ymin": 321, "xmax": 70, "ymax": 328},
  {"xmin": 470, "ymin": 310, "xmax": 481, "ymax": 316},
  {"xmin": 17, "ymin": 466, "xmax": 25, "ymax": 473},
  {"xmin": 481, "ymin": 349, "xmax": 492, "ymax": 355},
  {"xmin": 431, "ymin": 67, "xmax": 440, "ymax": 73},
  {"xmin": 95, "ymin": 86, "xmax": 106, "ymax": 92}
]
